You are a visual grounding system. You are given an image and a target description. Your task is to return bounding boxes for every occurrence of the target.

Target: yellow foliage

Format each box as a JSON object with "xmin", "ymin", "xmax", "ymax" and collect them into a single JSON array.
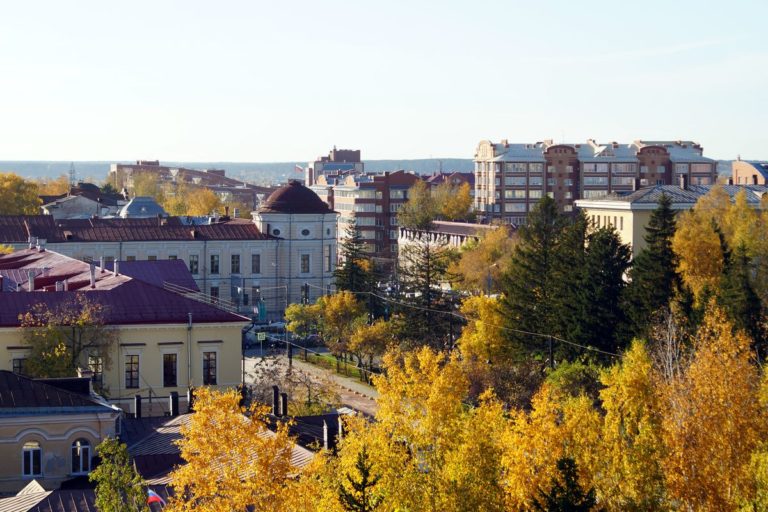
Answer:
[
  {"xmin": 456, "ymin": 295, "xmax": 507, "ymax": 361},
  {"xmin": 186, "ymin": 187, "xmax": 223, "ymax": 216},
  {"xmin": 167, "ymin": 388, "xmax": 298, "ymax": 512},
  {"xmin": 598, "ymin": 340, "xmax": 666, "ymax": 510},
  {"xmin": 316, "ymin": 291, "xmax": 367, "ymax": 355},
  {"xmin": 449, "ymin": 226, "xmax": 515, "ymax": 294},
  {"xmin": 0, "ymin": 173, "xmax": 41, "ymax": 214},
  {"xmin": 35, "ymin": 174, "xmax": 70, "ymax": 196},
  {"xmin": 673, "ymin": 209, "xmax": 724, "ymax": 300},
  {"xmin": 660, "ymin": 305, "xmax": 766, "ymax": 510}
]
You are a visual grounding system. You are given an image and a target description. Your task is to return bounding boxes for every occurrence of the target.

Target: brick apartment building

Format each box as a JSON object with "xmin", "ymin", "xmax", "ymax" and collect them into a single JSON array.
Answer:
[
  {"xmin": 109, "ymin": 160, "xmax": 273, "ymax": 211},
  {"xmin": 312, "ymin": 170, "xmax": 422, "ymax": 262},
  {"xmin": 474, "ymin": 139, "xmax": 717, "ymax": 225},
  {"xmin": 305, "ymin": 147, "xmax": 364, "ymax": 187}
]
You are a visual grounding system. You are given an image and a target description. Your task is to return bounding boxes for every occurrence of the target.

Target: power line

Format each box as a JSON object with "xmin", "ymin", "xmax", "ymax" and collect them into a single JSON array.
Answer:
[{"xmin": 303, "ymin": 284, "xmax": 618, "ymax": 358}]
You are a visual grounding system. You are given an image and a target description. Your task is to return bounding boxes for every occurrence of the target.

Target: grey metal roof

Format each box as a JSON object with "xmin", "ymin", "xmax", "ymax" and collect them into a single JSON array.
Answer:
[
  {"xmin": 744, "ymin": 161, "xmax": 768, "ymax": 179},
  {"xmin": 596, "ymin": 184, "xmax": 768, "ymax": 205},
  {"xmin": 0, "ymin": 371, "xmax": 115, "ymax": 414},
  {"xmin": 118, "ymin": 197, "xmax": 168, "ymax": 219}
]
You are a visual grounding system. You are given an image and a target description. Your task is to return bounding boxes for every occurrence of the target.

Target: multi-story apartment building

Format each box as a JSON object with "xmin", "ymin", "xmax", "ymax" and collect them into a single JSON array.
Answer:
[
  {"xmin": 305, "ymin": 147, "xmax": 364, "ymax": 187},
  {"xmin": 424, "ymin": 172, "xmax": 475, "ymax": 198},
  {"xmin": 109, "ymin": 160, "xmax": 273, "ymax": 211},
  {"xmin": 732, "ymin": 158, "xmax": 768, "ymax": 185},
  {"xmin": 312, "ymin": 170, "xmax": 421, "ymax": 262},
  {"xmin": 474, "ymin": 139, "xmax": 717, "ymax": 225}
]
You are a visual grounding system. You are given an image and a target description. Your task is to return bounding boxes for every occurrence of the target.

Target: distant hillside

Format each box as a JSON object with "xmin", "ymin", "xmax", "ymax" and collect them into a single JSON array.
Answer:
[{"xmin": 0, "ymin": 159, "xmax": 474, "ymax": 186}]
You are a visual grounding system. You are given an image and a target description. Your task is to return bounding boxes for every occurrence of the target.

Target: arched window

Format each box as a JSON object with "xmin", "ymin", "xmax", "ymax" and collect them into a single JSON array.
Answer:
[
  {"xmin": 71, "ymin": 439, "xmax": 91, "ymax": 474},
  {"xmin": 22, "ymin": 441, "xmax": 42, "ymax": 477}
]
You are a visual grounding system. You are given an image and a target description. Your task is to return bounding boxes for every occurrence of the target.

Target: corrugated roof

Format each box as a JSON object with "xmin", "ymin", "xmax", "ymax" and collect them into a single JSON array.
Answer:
[
  {"xmin": 744, "ymin": 161, "xmax": 768, "ymax": 179},
  {"xmin": 103, "ymin": 260, "xmax": 199, "ymax": 291},
  {"xmin": 591, "ymin": 184, "xmax": 768, "ymax": 205}
]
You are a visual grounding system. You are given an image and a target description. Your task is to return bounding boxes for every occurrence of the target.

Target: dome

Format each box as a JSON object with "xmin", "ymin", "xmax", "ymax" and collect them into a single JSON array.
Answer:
[
  {"xmin": 259, "ymin": 180, "xmax": 334, "ymax": 215},
  {"xmin": 118, "ymin": 196, "xmax": 168, "ymax": 218}
]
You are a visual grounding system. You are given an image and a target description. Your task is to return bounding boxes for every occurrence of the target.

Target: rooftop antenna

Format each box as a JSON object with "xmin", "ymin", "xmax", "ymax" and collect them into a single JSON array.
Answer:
[{"xmin": 68, "ymin": 162, "xmax": 76, "ymax": 186}]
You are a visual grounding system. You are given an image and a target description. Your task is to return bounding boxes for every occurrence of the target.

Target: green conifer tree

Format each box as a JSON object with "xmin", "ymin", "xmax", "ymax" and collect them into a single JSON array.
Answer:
[
  {"xmin": 718, "ymin": 242, "xmax": 765, "ymax": 353},
  {"xmin": 532, "ymin": 457, "xmax": 597, "ymax": 512},
  {"xmin": 623, "ymin": 194, "xmax": 681, "ymax": 338},
  {"xmin": 334, "ymin": 220, "xmax": 373, "ymax": 294}
]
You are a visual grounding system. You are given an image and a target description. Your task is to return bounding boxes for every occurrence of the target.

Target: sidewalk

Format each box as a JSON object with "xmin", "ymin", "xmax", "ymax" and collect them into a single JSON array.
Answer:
[{"xmin": 287, "ymin": 356, "xmax": 379, "ymax": 415}]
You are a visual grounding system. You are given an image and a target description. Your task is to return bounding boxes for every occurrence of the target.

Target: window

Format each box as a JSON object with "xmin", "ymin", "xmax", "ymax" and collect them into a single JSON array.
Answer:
[
  {"xmin": 596, "ymin": 163, "xmax": 610, "ymax": 173},
  {"xmin": 613, "ymin": 177, "xmax": 635, "ymax": 186},
  {"xmin": 504, "ymin": 190, "xmax": 526, "ymax": 199},
  {"xmin": 564, "ymin": 191, "xmax": 572, "ymax": 199},
  {"xmin": 251, "ymin": 254, "xmax": 261, "ymax": 274},
  {"xmin": 301, "ymin": 229, "xmax": 310, "ymax": 236},
  {"xmin": 612, "ymin": 163, "xmax": 637, "ymax": 174},
  {"xmin": 163, "ymin": 353, "xmax": 177, "ymax": 387},
  {"xmin": 529, "ymin": 163, "xmax": 544, "ymax": 173},
  {"xmin": 23, "ymin": 442, "xmax": 42, "ymax": 477},
  {"xmin": 324, "ymin": 245, "xmax": 332, "ymax": 272},
  {"xmin": 505, "ymin": 203, "xmax": 526, "ymax": 212},
  {"xmin": 583, "ymin": 163, "xmax": 596, "ymax": 173},
  {"xmin": 504, "ymin": 177, "xmax": 526, "ymax": 186},
  {"xmin": 203, "ymin": 352, "xmax": 217, "ymax": 385},
  {"xmin": 529, "ymin": 176, "xmax": 543, "ymax": 186},
  {"xmin": 126, "ymin": 255, "xmax": 136, "ymax": 262},
  {"xmin": 231, "ymin": 254, "xmax": 240, "ymax": 274},
  {"xmin": 125, "ymin": 355, "xmax": 139, "ymax": 389},
  {"xmin": 210, "ymin": 286, "xmax": 219, "ymax": 301},
  {"xmin": 584, "ymin": 176, "xmax": 608, "ymax": 186},
  {"xmin": 583, "ymin": 190, "xmax": 608, "ymax": 199},
  {"xmin": 563, "ymin": 179, "xmax": 573, "ymax": 186},
  {"xmin": 189, "ymin": 255, "xmax": 199, "ymax": 275},
  {"xmin": 147, "ymin": 255, "xmax": 157, "ymax": 261},
  {"xmin": 529, "ymin": 190, "xmax": 542, "ymax": 199},
  {"xmin": 168, "ymin": 255, "xmax": 177, "ymax": 260},
  {"xmin": 675, "ymin": 163, "xmax": 689, "ymax": 173},
  {"xmin": 301, "ymin": 254, "xmax": 310, "ymax": 273},
  {"xmin": 210, "ymin": 255, "xmax": 220, "ymax": 275},
  {"xmin": 71, "ymin": 439, "xmax": 91, "ymax": 475},
  {"xmin": 563, "ymin": 205, "xmax": 573, "ymax": 212},
  {"xmin": 692, "ymin": 163, "xmax": 711, "ymax": 173},
  {"xmin": 88, "ymin": 355, "xmax": 103, "ymax": 386},
  {"xmin": 547, "ymin": 178, "xmax": 556, "ymax": 186},
  {"xmin": 12, "ymin": 358, "xmax": 26, "ymax": 375},
  {"xmin": 272, "ymin": 228, "xmax": 281, "ymax": 236}
]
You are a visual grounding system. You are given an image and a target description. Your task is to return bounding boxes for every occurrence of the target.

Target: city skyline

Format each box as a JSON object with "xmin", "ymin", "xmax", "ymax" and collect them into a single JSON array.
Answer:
[{"xmin": 0, "ymin": 0, "xmax": 766, "ymax": 162}]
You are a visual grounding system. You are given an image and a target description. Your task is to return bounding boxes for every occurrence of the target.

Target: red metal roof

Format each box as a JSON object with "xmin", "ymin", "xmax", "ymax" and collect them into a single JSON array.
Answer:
[{"xmin": 0, "ymin": 249, "xmax": 248, "ymax": 327}]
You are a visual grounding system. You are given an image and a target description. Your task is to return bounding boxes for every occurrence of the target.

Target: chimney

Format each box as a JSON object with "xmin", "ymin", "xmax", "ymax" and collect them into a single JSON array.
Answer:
[
  {"xmin": 754, "ymin": 175, "xmax": 759, "ymax": 185},
  {"xmin": 728, "ymin": 178, "xmax": 734, "ymax": 185},
  {"xmin": 28, "ymin": 236, "xmax": 37, "ymax": 249},
  {"xmin": 113, "ymin": 260, "xmax": 120, "ymax": 277},
  {"xmin": 169, "ymin": 391, "xmax": 179, "ymax": 417},
  {"xmin": 37, "ymin": 239, "xmax": 46, "ymax": 252},
  {"xmin": 323, "ymin": 420, "xmax": 329, "ymax": 450},
  {"xmin": 63, "ymin": 279, "xmax": 69, "ymax": 291},
  {"xmin": 632, "ymin": 178, "xmax": 641, "ymax": 191},
  {"xmin": 272, "ymin": 386, "xmax": 280, "ymax": 416},
  {"xmin": 0, "ymin": 275, "xmax": 4, "ymax": 292},
  {"xmin": 134, "ymin": 395, "xmax": 142, "ymax": 419},
  {"xmin": 187, "ymin": 387, "xmax": 195, "ymax": 413},
  {"xmin": 27, "ymin": 270, "xmax": 35, "ymax": 291},
  {"xmin": 100, "ymin": 256, "xmax": 106, "ymax": 273},
  {"xmin": 280, "ymin": 392, "xmax": 289, "ymax": 417},
  {"xmin": 55, "ymin": 281, "xmax": 63, "ymax": 291},
  {"xmin": 233, "ymin": 208, "xmax": 239, "ymax": 218},
  {"xmin": 89, "ymin": 263, "xmax": 96, "ymax": 288},
  {"xmin": 679, "ymin": 174, "xmax": 688, "ymax": 190},
  {"xmin": 224, "ymin": 205, "xmax": 230, "ymax": 217}
]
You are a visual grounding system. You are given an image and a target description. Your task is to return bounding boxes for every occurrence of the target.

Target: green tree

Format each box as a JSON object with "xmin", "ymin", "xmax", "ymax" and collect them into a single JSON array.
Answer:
[
  {"xmin": 449, "ymin": 226, "xmax": 516, "ymax": 295},
  {"xmin": 623, "ymin": 194, "xmax": 681, "ymax": 338},
  {"xmin": 718, "ymin": 243, "xmax": 765, "ymax": 353},
  {"xmin": 334, "ymin": 220, "xmax": 374, "ymax": 294},
  {"xmin": 338, "ymin": 447, "xmax": 383, "ymax": 512},
  {"xmin": 532, "ymin": 457, "xmax": 597, "ymax": 512},
  {"xmin": 397, "ymin": 180, "xmax": 436, "ymax": 230},
  {"xmin": 0, "ymin": 172, "xmax": 41, "ymax": 214},
  {"xmin": 89, "ymin": 437, "xmax": 149, "ymax": 512},
  {"xmin": 396, "ymin": 235, "xmax": 457, "ymax": 349},
  {"xmin": 572, "ymin": 226, "xmax": 632, "ymax": 356},
  {"xmin": 500, "ymin": 196, "xmax": 572, "ymax": 358},
  {"xmin": 436, "ymin": 181, "xmax": 474, "ymax": 222}
]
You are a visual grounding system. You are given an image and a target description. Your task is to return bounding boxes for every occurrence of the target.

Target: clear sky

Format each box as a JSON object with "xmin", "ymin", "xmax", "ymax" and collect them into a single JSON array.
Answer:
[{"xmin": 0, "ymin": 0, "xmax": 766, "ymax": 162}]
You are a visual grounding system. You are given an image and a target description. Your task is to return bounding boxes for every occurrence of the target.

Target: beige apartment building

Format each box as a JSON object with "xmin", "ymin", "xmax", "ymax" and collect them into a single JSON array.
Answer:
[
  {"xmin": 575, "ymin": 183, "xmax": 768, "ymax": 257},
  {"xmin": 475, "ymin": 139, "xmax": 717, "ymax": 225}
]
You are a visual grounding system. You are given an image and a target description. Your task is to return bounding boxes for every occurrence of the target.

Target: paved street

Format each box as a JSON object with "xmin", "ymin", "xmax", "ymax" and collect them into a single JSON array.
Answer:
[{"xmin": 243, "ymin": 350, "xmax": 379, "ymax": 416}]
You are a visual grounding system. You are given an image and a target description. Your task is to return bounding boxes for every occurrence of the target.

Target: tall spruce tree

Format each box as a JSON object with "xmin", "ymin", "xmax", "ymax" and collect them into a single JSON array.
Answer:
[
  {"xmin": 623, "ymin": 194, "xmax": 681, "ymax": 338},
  {"xmin": 89, "ymin": 438, "xmax": 148, "ymax": 512},
  {"xmin": 532, "ymin": 457, "xmax": 597, "ymax": 512},
  {"xmin": 338, "ymin": 447, "xmax": 383, "ymax": 512},
  {"xmin": 500, "ymin": 196, "xmax": 574, "ymax": 358},
  {"xmin": 718, "ymin": 242, "xmax": 765, "ymax": 354},
  {"xmin": 335, "ymin": 220, "xmax": 373, "ymax": 294},
  {"xmin": 396, "ymin": 235, "xmax": 456, "ymax": 349},
  {"xmin": 571, "ymin": 226, "xmax": 632, "ymax": 357}
]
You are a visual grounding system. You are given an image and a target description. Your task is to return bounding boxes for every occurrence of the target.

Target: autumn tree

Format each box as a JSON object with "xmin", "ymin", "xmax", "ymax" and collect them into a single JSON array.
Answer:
[
  {"xmin": 0, "ymin": 244, "xmax": 13, "ymax": 255},
  {"xmin": 19, "ymin": 295, "xmax": 118, "ymax": 381},
  {"xmin": 532, "ymin": 457, "xmax": 597, "ymax": 512},
  {"xmin": 338, "ymin": 447, "xmax": 383, "ymax": 512},
  {"xmin": 0, "ymin": 172, "xmax": 40, "ymax": 214},
  {"xmin": 35, "ymin": 174, "xmax": 70, "ymax": 196},
  {"xmin": 167, "ymin": 388, "xmax": 298, "ymax": 512},
  {"xmin": 130, "ymin": 172, "xmax": 164, "ymax": 202},
  {"xmin": 597, "ymin": 340, "xmax": 667, "ymax": 510},
  {"xmin": 286, "ymin": 302, "xmax": 322, "ymax": 340},
  {"xmin": 623, "ymin": 194, "xmax": 682, "ymax": 338},
  {"xmin": 186, "ymin": 187, "xmax": 222, "ymax": 216},
  {"xmin": 89, "ymin": 437, "xmax": 148, "ymax": 512},
  {"xmin": 349, "ymin": 320, "xmax": 396, "ymax": 382},
  {"xmin": 397, "ymin": 180, "xmax": 436, "ymax": 230},
  {"xmin": 449, "ymin": 226, "xmax": 516, "ymax": 295},
  {"xmin": 316, "ymin": 291, "xmax": 367, "ymax": 363},
  {"xmin": 456, "ymin": 295, "xmax": 507, "ymax": 362},
  {"xmin": 435, "ymin": 181, "xmax": 474, "ymax": 222},
  {"xmin": 659, "ymin": 305, "xmax": 766, "ymax": 510}
]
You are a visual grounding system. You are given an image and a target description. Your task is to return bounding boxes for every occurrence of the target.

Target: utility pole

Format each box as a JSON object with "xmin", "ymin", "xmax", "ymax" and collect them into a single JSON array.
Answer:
[{"xmin": 548, "ymin": 336, "xmax": 554, "ymax": 370}]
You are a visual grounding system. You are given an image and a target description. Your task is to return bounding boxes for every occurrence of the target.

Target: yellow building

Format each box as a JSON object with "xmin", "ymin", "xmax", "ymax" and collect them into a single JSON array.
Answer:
[
  {"xmin": 0, "ymin": 371, "xmax": 121, "ymax": 494},
  {"xmin": 575, "ymin": 183, "xmax": 768, "ymax": 257},
  {"xmin": 0, "ymin": 248, "xmax": 249, "ymax": 415}
]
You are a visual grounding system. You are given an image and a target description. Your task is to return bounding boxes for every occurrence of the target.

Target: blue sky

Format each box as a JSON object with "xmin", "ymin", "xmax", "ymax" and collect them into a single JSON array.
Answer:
[{"xmin": 0, "ymin": 0, "xmax": 766, "ymax": 161}]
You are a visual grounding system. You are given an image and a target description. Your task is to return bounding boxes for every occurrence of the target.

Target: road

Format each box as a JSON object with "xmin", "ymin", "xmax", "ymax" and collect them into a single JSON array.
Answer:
[{"xmin": 243, "ymin": 349, "xmax": 379, "ymax": 416}]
